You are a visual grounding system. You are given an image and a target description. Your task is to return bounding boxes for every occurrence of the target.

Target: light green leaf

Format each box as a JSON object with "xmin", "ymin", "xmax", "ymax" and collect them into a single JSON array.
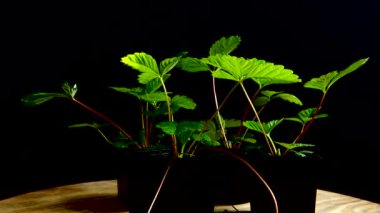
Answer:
[
  {"xmin": 145, "ymin": 78, "xmax": 163, "ymax": 93},
  {"xmin": 62, "ymin": 82, "xmax": 78, "ymax": 98},
  {"xmin": 206, "ymin": 55, "xmax": 255, "ymax": 81},
  {"xmin": 140, "ymin": 92, "xmax": 168, "ymax": 103},
  {"xmin": 209, "ymin": 35, "xmax": 241, "ymax": 56},
  {"xmin": 177, "ymin": 57, "xmax": 210, "ymax": 72},
  {"xmin": 205, "ymin": 55, "xmax": 301, "ymax": 85},
  {"xmin": 160, "ymin": 55, "xmax": 182, "ymax": 75},
  {"xmin": 243, "ymin": 119, "xmax": 284, "ymax": 134},
  {"xmin": 121, "ymin": 52, "xmax": 160, "ymax": 84},
  {"xmin": 303, "ymin": 71, "xmax": 338, "ymax": 93},
  {"xmin": 304, "ymin": 58, "xmax": 369, "ymax": 93}
]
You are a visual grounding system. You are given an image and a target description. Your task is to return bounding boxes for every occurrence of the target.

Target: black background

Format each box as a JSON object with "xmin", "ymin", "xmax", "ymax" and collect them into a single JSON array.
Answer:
[{"xmin": 1, "ymin": 0, "xmax": 379, "ymax": 203}]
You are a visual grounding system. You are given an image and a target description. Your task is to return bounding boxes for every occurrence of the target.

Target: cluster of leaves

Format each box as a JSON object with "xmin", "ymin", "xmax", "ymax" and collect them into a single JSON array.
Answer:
[
  {"xmin": 21, "ymin": 35, "xmax": 368, "ymax": 159},
  {"xmin": 177, "ymin": 35, "xmax": 368, "ymax": 157}
]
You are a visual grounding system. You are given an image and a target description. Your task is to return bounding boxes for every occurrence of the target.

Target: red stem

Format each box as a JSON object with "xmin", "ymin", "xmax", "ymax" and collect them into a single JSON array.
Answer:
[{"xmin": 71, "ymin": 98, "xmax": 134, "ymax": 141}]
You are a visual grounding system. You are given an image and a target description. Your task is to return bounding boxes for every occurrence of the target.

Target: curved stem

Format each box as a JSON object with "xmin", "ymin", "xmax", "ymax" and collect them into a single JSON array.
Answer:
[
  {"xmin": 204, "ymin": 147, "xmax": 279, "ymax": 213},
  {"xmin": 239, "ymin": 83, "xmax": 276, "ymax": 156},
  {"xmin": 186, "ymin": 82, "xmax": 239, "ymax": 152},
  {"xmin": 282, "ymin": 92, "xmax": 327, "ymax": 157},
  {"xmin": 212, "ymin": 77, "xmax": 229, "ymax": 148},
  {"xmin": 237, "ymin": 87, "xmax": 262, "ymax": 136},
  {"xmin": 71, "ymin": 98, "xmax": 134, "ymax": 141}
]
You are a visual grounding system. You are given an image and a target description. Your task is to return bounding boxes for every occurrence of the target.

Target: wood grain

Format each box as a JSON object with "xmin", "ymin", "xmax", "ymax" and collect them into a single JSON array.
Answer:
[{"xmin": 0, "ymin": 180, "xmax": 378, "ymax": 212}]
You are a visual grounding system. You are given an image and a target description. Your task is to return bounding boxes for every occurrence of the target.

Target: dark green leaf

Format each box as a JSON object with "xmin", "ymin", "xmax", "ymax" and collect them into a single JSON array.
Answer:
[
  {"xmin": 110, "ymin": 87, "xmax": 144, "ymax": 98},
  {"xmin": 156, "ymin": 121, "xmax": 177, "ymax": 135},
  {"xmin": 275, "ymin": 142, "xmax": 315, "ymax": 150},
  {"xmin": 21, "ymin": 92, "xmax": 67, "ymax": 106},
  {"xmin": 171, "ymin": 95, "xmax": 197, "ymax": 113},
  {"xmin": 68, "ymin": 123, "xmax": 102, "ymax": 129},
  {"xmin": 224, "ymin": 119, "xmax": 242, "ymax": 128},
  {"xmin": 259, "ymin": 90, "xmax": 303, "ymax": 106},
  {"xmin": 197, "ymin": 133, "xmax": 221, "ymax": 146}
]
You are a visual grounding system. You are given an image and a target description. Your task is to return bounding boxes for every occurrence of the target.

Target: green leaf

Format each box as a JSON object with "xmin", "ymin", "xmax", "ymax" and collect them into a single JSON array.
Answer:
[
  {"xmin": 140, "ymin": 92, "xmax": 168, "ymax": 103},
  {"xmin": 254, "ymin": 96, "xmax": 270, "ymax": 107},
  {"xmin": 121, "ymin": 52, "xmax": 160, "ymax": 84},
  {"xmin": 159, "ymin": 55, "xmax": 182, "ymax": 75},
  {"xmin": 259, "ymin": 90, "xmax": 303, "ymax": 106},
  {"xmin": 177, "ymin": 57, "xmax": 210, "ymax": 72},
  {"xmin": 275, "ymin": 142, "xmax": 315, "ymax": 150},
  {"xmin": 209, "ymin": 35, "xmax": 241, "ymax": 56},
  {"xmin": 110, "ymin": 87, "xmax": 144, "ymax": 98},
  {"xmin": 170, "ymin": 95, "xmax": 197, "ymax": 113},
  {"xmin": 68, "ymin": 123, "xmax": 103, "ymax": 129},
  {"xmin": 303, "ymin": 71, "xmax": 338, "ymax": 93},
  {"xmin": 243, "ymin": 138, "xmax": 257, "ymax": 144},
  {"xmin": 224, "ymin": 119, "xmax": 242, "ymax": 128},
  {"xmin": 145, "ymin": 78, "xmax": 163, "ymax": 93},
  {"xmin": 205, "ymin": 55, "xmax": 301, "ymax": 85},
  {"xmin": 243, "ymin": 119, "xmax": 284, "ymax": 134},
  {"xmin": 197, "ymin": 133, "xmax": 221, "ymax": 146},
  {"xmin": 21, "ymin": 92, "xmax": 67, "ymax": 106},
  {"xmin": 110, "ymin": 86, "xmax": 167, "ymax": 104},
  {"xmin": 62, "ymin": 82, "xmax": 78, "ymax": 98},
  {"xmin": 304, "ymin": 58, "xmax": 369, "ymax": 93},
  {"xmin": 176, "ymin": 121, "xmax": 204, "ymax": 145},
  {"xmin": 206, "ymin": 55, "xmax": 256, "ymax": 81},
  {"xmin": 286, "ymin": 108, "xmax": 329, "ymax": 124},
  {"xmin": 156, "ymin": 121, "xmax": 177, "ymax": 135},
  {"xmin": 113, "ymin": 140, "xmax": 139, "ymax": 149}
]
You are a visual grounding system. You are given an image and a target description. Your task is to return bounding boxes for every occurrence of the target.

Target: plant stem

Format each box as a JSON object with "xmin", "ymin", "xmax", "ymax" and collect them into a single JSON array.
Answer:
[
  {"xmin": 237, "ymin": 87, "xmax": 262, "ymax": 136},
  {"xmin": 239, "ymin": 83, "xmax": 277, "ymax": 156},
  {"xmin": 147, "ymin": 159, "xmax": 173, "ymax": 213},
  {"xmin": 186, "ymin": 82, "xmax": 239, "ymax": 152},
  {"xmin": 203, "ymin": 147, "xmax": 279, "ymax": 213},
  {"xmin": 159, "ymin": 77, "xmax": 178, "ymax": 157},
  {"xmin": 144, "ymin": 102, "xmax": 149, "ymax": 147},
  {"xmin": 71, "ymin": 98, "xmax": 135, "ymax": 142},
  {"xmin": 212, "ymin": 77, "xmax": 229, "ymax": 148},
  {"xmin": 295, "ymin": 93, "xmax": 326, "ymax": 144},
  {"xmin": 282, "ymin": 92, "xmax": 327, "ymax": 157}
]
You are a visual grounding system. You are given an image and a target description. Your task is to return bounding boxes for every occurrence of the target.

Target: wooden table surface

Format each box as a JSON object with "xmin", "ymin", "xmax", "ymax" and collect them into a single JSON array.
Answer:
[{"xmin": 0, "ymin": 179, "xmax": 379, "ymax": 212}]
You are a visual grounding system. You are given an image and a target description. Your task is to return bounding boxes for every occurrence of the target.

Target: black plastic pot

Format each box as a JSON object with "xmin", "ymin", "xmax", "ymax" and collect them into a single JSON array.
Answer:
[
  {"xmin": 117, "ymin": 148, "xmax": 321, "ymax": 213},
  {"xmin": 205, "ymin": 148, "xmax": 321, "ymax": 213},
  {"xmin": 213, "ymin": 153, "xmax": 321, "ymax": 213},
  {"xmin": 116, "ymin": 150, "xmax": 216, "ymax": 213},
  {"xmin": 247, "ymin": 157, "xmax": 320, "ymax": 213}
]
